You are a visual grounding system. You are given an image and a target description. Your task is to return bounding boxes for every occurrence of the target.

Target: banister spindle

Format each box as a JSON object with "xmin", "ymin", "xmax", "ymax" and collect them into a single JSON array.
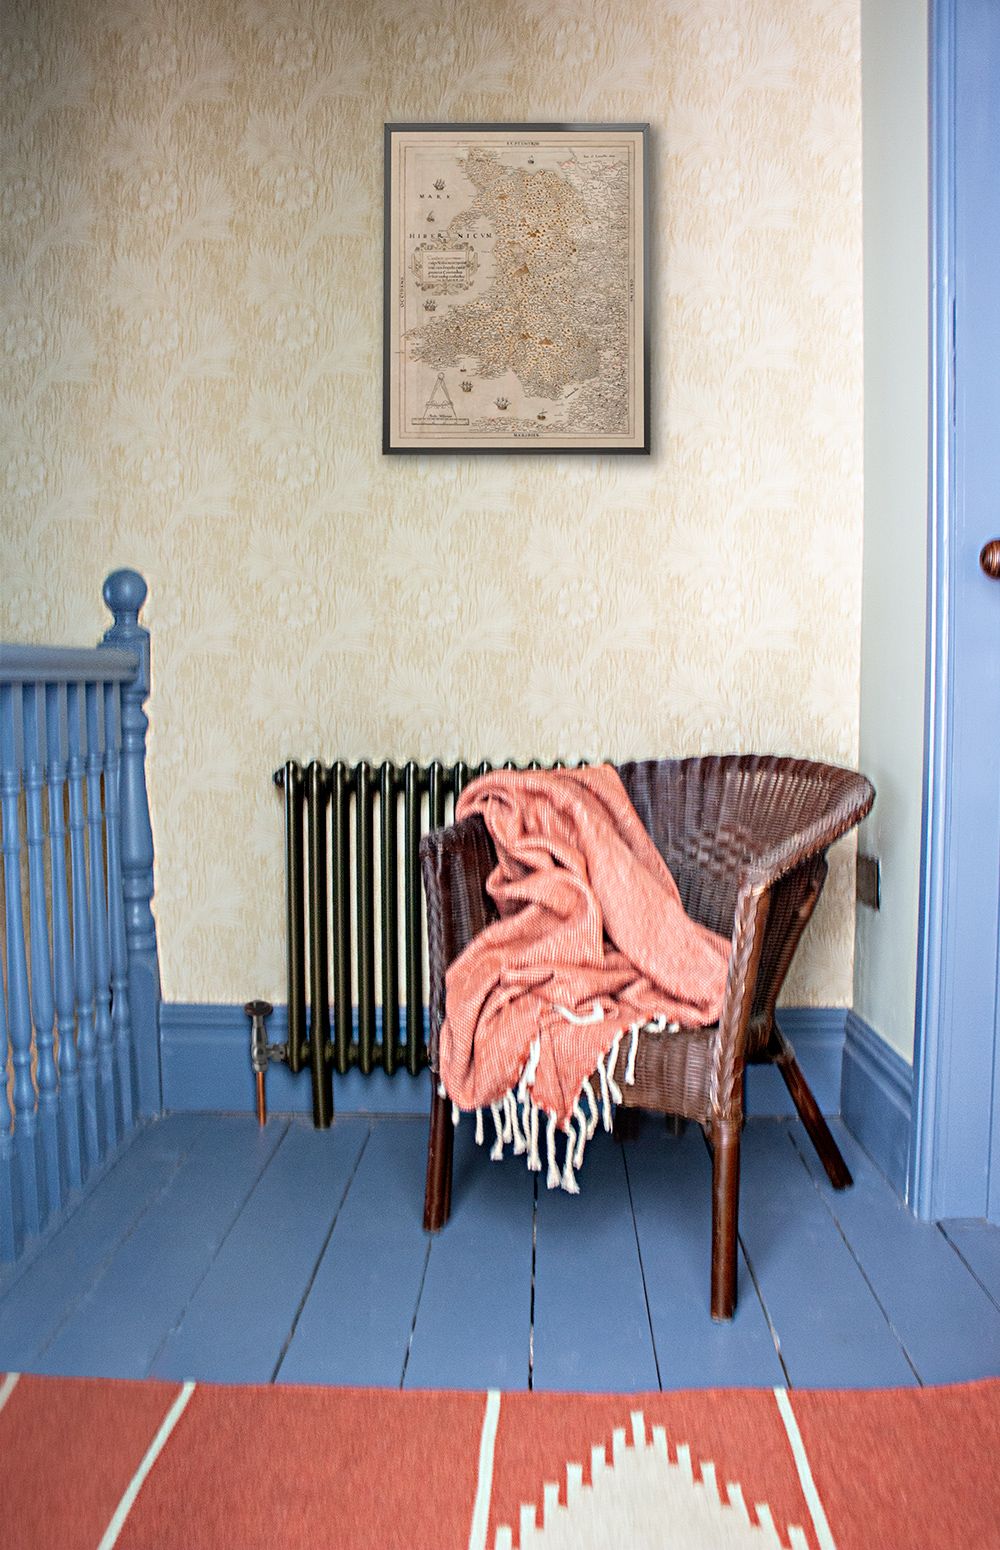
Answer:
[
  {"xmin": 46, "ymin": 681, "xmax": 85, "ymax": 1187},
  {"xmin": 67, "ymin": 680, "xmax": 102, "ymax": 1166},
  {"xmin": 0, "ymin": 682, "xmax": 46, "ymax": 1233},
  {"xmin": 22, "ymin": 682, "xmax": 65, "ymax": 1213},
  {"xmin": 103, "ymin": 679, "xmax": 136, "ymax": 1129},
  {"xmin": 86, "ymin": 680, "xmax": 120, "ymax": 1146},
  {"xmin": 0, "ymin": 948, "xmax": 20, "ymax": 1260},
  {"xmin": 101, "ymin": 570, "xmax": 161, "ymax": 1117}
]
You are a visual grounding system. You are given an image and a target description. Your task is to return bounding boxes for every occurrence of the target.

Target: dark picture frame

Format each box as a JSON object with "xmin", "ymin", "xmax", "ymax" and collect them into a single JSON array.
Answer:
[{"xmin": 383, "ymin": 122, "xmax": 650, "ymax": 454}]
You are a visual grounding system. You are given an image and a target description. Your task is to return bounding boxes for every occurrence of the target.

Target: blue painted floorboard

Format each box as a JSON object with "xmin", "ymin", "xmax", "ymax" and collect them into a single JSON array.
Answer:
[
  {"xmin": 532, "ymin": 1130, "xmax": 659, "ymax": 1393},
  {"xmin": 939, "ymin": 1219, "xmax": 1000, "ymax": 1312},
  {"xmin": 150, "ymin": 1118, "xmax": 371, "ymax": 1384},
  {"xmin": 736, "ymin": 1122, "xmax": 916, "ymax": 1388},
  {"xmin": 405, "ymin": 1120, "xmax": 534, "ymax": 1391},
  {"xmin": 0, "ymin": 1115, "xmax": 208, "ymax": 1370},
  {"xmin": 624, "ymin": 1123, "xmax": 786, "ymax": 1389},
  {"xmin": 793, "ymin": 1119, "xmax": 1000, "ymax": 1384},
  {"xmin": 276, "ymin": 1120, "xmax": 430, "ymax": 1387},
  {"xmin": 5, "ymin": 1114, "xmax": 999, "ymax": 1392},
  {"xmin": 35, "ymin": 1117, "xmax": 287, "ymax": 1379}
]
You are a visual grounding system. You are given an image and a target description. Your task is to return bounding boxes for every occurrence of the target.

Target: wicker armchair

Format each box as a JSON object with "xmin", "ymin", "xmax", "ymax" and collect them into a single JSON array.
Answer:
[{"xmin": 419, "ymin": 755, "xmax": 875, "ymax": 1320}]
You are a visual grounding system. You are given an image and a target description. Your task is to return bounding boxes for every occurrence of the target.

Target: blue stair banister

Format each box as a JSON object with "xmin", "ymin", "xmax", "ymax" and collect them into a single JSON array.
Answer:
[{"xmin": 0, "ymin": 568, "xmax": 161, "ymax": 1265}]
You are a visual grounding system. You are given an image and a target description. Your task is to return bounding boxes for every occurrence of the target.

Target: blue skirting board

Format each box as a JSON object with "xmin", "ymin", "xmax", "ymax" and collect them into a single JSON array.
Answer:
[
  {"xmin": 841, "ymin": 1011, "xmax": 914, "ymax": 1199},
  {"xmin": 160, "ymin": 1003, "xmax": 847, "ymax": 1121}
]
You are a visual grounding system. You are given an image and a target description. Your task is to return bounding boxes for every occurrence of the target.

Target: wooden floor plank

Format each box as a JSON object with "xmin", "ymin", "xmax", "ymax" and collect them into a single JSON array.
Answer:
[
  {"xmin": 794, "ymin": 1120, "xmax": 1000, "ymax": 1384},
  {"xmin": 0, "ymin": 1115, "xmax": 209, "ymax": 1371},
  {"xmin": 7, "ymin": 1110, "xmax": 998, "ymax": 1392},
  {"xmin": 532, "ymin": 1129, "xmax": 660, "ymax": 1393},
  {"xmin": 276, "ymin": 1120, "xmax": 430, "ymax": 1388},
  {"xmin": 404, "ymin": 1119, "xmax": 534, "ymax": 1391},
  {"xmin": 624, "ymin": 1123, "xmax": 786, "ymax": 1388},
  {"xmin": 150, "ymin": 1118, "xmax": 371, "ymax": 1384},
  {"xmin": 34, "ymin": 1118, "xmax": 287, "ymax": 1379},
  {"xmin": 0, "ymin": 1117, "xmax": 152, "ymax": 1302},
  {"xmin": 938, "ymin": 1220, "xmax": 1000, "ymax": 1313},
  {"xmin": 737, "ymin": 1122, "xmax": 917, "ymax": 1388}
]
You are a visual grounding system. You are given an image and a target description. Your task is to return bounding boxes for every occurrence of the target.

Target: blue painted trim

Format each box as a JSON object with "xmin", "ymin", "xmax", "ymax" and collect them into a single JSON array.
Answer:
[
  {"xmin": 912, "ymin": 0, "xmax": 956, "ymax": 1223},
  {"xmin": 912, "ymin": 0, "xmax": 1000, "ymax": 1220},
  {"xmin": 161, "ymin": 1004, "xmax": 430, "ymax": 1115},
  {"xmin": 842, "ymin": 1012, "xmax": 913, "ymax": 1199},
  {"xmin": 161, "ymin": 1002, "xmax": 846, "ymax": 1119}
]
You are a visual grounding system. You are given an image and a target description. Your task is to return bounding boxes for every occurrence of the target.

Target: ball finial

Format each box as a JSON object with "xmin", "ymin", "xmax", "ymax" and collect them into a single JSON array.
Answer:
[{"xmin": 103, "ymin": 568, "xmax": 148, "ymax": 622}]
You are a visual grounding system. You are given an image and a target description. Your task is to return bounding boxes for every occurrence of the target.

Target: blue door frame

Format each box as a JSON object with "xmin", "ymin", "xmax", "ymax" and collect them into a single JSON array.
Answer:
[{"xmin": 912, "ymin": 0, "xmax": 1000, "ymax": 1222}]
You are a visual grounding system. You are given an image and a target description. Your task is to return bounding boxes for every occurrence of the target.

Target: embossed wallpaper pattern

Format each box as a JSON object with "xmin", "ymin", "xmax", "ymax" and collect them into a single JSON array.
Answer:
[{"xmin": 1, "ymin": 0, "xmax": 863, "ymax": 1007}]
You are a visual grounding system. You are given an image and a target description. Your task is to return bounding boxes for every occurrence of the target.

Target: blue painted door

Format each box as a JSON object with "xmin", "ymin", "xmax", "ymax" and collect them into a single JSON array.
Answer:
[{"xmin": 914, "ymin": 0, "xmax": 1000, "ymax": 1222}]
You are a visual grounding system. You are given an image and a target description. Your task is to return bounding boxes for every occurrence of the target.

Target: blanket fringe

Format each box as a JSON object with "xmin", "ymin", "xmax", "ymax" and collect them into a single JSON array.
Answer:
[
  {"xmin": 560, "ymin": 1119, "xmax": 580, "ymax": 1194},
  {"xmin": 625, "ymin": 1023, "xmax": 640, "ymax": 1085},
  {"xmin": 582, "ymin": 1077, "xmax": 599, "ymax": 1139},
  {"xmin": 444, "ymin": 1013, "xmax": 681, "ymax": 1192},
  {"xmin": 606, "ymin": 1029, "xmax": 624, "ymax": 1105},
  {"xmin": 546, "ymin": 1111, "xmax": 560, "ymax": 1190},
  {"xmin": 596, "ymin": 1054, "xmax": 612, "ymax": 1131},
  {"xmin": 489, "ymin": 1100, "xmax": 504, "ymax": 1162},
  {"xmin": 528, "ymin": 1099, "xmax": 541, "ymax": 1171},
  {"xmin": 572, "ymin": 1099, "xmax": 587, "ymax": 1168},
  {"xmin": 509, "ymin": 1091, "xmax": 527, "ymax": 1156}
]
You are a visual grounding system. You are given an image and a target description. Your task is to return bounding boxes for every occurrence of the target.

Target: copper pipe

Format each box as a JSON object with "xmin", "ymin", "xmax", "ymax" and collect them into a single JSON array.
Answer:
[{"xmin": 246, "ymin": 998, "xmax": 273, "ymax": 1130}]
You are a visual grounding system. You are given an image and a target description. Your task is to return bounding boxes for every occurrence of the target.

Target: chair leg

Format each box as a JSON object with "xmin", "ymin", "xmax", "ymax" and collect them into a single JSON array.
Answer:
[
  {"xmin": 774, "ymin": 1036, "xmax": 852, "ymax": 1190},
  {"xmin": 613, "ymin": 1106, "xmax": 642, "ymax": 1142},
  {"xmin": 710, "ymin": 1119, "xmax": 740, "ymax": 1321},
  {"xmin": 423, "ymin": 1084, "xmax": 454, "ymax": 1232}
]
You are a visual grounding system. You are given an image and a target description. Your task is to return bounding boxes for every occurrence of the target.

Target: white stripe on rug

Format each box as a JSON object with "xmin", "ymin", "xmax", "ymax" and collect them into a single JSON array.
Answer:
[
  {"xmin": 97, "ymin": 1380, "xmax": 196, "ymax": 1550},
  {"xmin": 468, "ymin": 1388, "xmax": 502, "ymax": 1550},
  {"xmin": 774, "ymin": 1386, "xmax": 837, "ymax": 1550},
  {"xmin": 0, "ymin": 1371, "xmax": 20, "ymax": 1415}
]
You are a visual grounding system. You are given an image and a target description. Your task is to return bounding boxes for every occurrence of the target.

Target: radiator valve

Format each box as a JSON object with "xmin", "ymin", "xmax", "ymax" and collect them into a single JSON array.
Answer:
[{"xmin": 245, "ymin": 999, "xmax": 282, "ymax": 1126}]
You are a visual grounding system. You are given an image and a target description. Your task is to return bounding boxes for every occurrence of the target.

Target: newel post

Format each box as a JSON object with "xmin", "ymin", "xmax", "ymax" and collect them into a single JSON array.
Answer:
[{"xmin": 101, "ymin": 570, "xmax": 162, "ymax": 1116}]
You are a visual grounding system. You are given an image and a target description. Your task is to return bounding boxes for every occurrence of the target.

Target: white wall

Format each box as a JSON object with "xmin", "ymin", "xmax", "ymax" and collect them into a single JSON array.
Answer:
[{"xmin": 854, "ymin": 0, "xmax": 929, "ymax": 1061}]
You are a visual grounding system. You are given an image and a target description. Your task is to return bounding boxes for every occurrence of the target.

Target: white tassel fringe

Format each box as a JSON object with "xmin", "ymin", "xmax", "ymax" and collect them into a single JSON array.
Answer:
[
  {"xmin": 448, "ymin": 1012, "xmax": 683, "ymax": 1193},
  {"xmin": 625, "ymin": 1023, "xmax": 640, "ymax": 1086},
  {"xmin": 490, "ymin": 1100, "xmax": 504, "ymax": 1162},
  {"xmin": 560, "ymin": 1120, "xmax": 580, "ymax": 1194},
  {"xmin": 546, "ymin": 1112, "xmax": 560, "ymax": 1189},
  {"xmin": 606, "ymin": 1029, "xmax": 624, "ymax": 1105}
]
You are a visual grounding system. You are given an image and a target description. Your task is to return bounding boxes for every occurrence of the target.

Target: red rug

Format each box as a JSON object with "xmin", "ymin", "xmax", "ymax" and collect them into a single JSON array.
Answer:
[{"xmin": 2, "ymin": 1372, "xmax": 998, "ymax": 1548}]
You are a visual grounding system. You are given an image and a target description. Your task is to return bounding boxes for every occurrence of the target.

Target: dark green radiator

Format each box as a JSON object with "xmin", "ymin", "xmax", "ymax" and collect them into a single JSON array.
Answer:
[{"xmin": 273, "ymin": 759, "xmax": 551, "ymax": 1127}]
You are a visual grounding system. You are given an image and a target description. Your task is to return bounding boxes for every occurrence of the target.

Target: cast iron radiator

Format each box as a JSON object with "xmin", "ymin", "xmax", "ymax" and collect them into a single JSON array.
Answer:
[{"xmin": 273, "ymin": 757, "xmax": 560, "ymax": 1127}]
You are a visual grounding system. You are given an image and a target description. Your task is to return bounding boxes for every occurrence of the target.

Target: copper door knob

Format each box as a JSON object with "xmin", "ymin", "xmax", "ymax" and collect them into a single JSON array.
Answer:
[{"xmin": 981, "ymin": 539, "xmax": 1000, "ymax": 580}]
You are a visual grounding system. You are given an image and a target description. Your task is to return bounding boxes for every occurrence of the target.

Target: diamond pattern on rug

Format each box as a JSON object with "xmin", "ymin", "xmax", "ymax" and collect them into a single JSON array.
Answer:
[{"xmin": 492, "ymin": 1408, "xmax": 810, "ymax": 1549}]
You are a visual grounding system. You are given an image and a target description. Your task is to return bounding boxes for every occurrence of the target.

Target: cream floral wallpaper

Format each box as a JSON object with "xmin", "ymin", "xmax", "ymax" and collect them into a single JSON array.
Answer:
[{"xmin": 1, "ymin": 0, "xmax": 863, "ymax": 1008}]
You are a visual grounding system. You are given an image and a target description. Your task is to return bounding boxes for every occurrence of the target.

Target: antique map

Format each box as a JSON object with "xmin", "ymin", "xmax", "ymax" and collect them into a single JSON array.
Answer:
[{"xmin": 385, "ymin": 126, "xmax": 647, "ymax": 452}]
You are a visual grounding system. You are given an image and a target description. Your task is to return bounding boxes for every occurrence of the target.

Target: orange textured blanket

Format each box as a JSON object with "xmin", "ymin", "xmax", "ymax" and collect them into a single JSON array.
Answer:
[{"xmin": 440, "ymin": 766, "xmax": 730, "ymax": 1190}]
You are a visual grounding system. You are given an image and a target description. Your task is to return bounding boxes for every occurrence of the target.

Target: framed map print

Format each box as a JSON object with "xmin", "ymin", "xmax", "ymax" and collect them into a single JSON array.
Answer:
[{"xmin": 383, "ymin": 123, "xmax": 649, "ymax": 454}]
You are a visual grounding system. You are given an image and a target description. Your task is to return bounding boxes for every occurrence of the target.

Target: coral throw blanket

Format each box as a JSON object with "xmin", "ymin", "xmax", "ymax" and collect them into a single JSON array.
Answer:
[{"xmin": 439, "ymin": 766, "xmax": 730, "ymax": 1190}]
